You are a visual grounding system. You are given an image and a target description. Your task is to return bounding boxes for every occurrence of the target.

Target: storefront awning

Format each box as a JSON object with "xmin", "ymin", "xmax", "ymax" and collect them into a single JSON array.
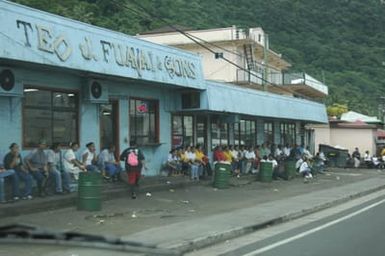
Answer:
[{"xmin": 201, "ymin": 81, "xmax": 328, "ymax": 123}]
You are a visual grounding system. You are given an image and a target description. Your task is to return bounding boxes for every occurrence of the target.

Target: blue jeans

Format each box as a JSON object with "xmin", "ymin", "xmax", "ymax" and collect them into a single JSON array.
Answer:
[
  {"xmin": 190, "ymin": 164, "xmax": 199, "ymax": 180},
  {"xmin": 86, "ymin": 165, "xmax": 98, "ymax": 172},
  {"xmin": 30, "ymin": 169, "xmax": 46, "ymax": 192},
  {"xmin": 104, "ymin": 163, "xmax": 121, "ymax": 177},
  {"xmin": 49, "ymin": 167, "xmax": 63, "ymax": 193},
  {"xmin": 0, "ymin": 169, "xmax": 20, "ymax": 202},
  {"xmin": 16, "ymin": 170, "xmax": 32, "ymax": 197},
  {"xmin": 61, "ymin": 171, "xmax": 71, "ymax": 192}
]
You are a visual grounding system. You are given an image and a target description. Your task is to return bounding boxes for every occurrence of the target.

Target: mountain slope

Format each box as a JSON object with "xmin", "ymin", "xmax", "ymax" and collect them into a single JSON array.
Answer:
[{"xmin": 11, "ymin": 0, "xmax": 385, "ymax": 115}]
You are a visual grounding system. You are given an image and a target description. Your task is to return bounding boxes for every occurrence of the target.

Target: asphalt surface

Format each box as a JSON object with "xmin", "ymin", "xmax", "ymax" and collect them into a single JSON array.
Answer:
[
  {"xmin": 220, "ymin": 195, "xmax": 385, "ymax": 256},
  {"xmin": 1, "ymin": 168, "xmax": 379, "ymax": 237},
  {"xmin": 2, "ymin": 168, "xmax": 385, "ymax": 256}
]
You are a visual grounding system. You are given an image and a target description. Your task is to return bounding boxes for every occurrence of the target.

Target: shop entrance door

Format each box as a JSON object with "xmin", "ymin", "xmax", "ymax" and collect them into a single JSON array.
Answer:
[{"xmin": 100, "ymin": 99, "xmax": 119, "ymax": 157}]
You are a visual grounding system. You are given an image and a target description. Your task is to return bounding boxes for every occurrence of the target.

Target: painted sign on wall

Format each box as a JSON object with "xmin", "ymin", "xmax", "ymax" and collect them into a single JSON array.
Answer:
[{"xmin": 0, "ymin": 1, "xmax": 204, "ymax": 89}]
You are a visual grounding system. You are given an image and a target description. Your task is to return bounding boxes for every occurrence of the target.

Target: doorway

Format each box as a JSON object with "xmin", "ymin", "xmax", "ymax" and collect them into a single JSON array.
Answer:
[{"xmin": 100, "ymin": 99, "xmax": 119, "ymax": 156}]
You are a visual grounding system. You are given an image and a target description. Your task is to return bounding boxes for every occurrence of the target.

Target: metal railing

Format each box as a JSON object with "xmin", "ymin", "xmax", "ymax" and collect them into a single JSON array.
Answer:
[{"xmin": 235, "ymin": 70, "xmax": 328, "ymax": 96}]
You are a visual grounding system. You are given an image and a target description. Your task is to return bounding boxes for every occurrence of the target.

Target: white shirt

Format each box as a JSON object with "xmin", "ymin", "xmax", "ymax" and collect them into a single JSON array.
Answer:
[
  {"xmin": 275, "ymin": 148, "xmax": 283, "ymax": 157},
  {"xmin": 364, "ymin": 153, "xmax": 371, "ymax": 162},
  {"xmin": 303, "ymin": 149, "xmax": 313, "ymax": 158},
  {"xmin": 99, "ymin": 149, "xmax": 115, "ymax": 163},
  {"xmin": 299, "ymin": 161, "xmax": 310, "ymax": 173},
  {"xmin": 64, "ymin": 149, "xmax": 76, "ymax": 170},
  {"xmin": 168, "ymin": 153, "xmax": 178, "ymax": 162},
  {"xmin": 296, "ymin": 158, "xmax": 304, "ymax": 169},
  {"xmin": 245, "ymin": 151, "xmax": 255, "ymax": 160},
  {"xmin": 231, "ymin": 150, "xmax": 239, "ymax": 160},
  {"xmin": 82, "ymin": 149, "xmax": 95, "ymax": 166},
  {"xmin": 283, "ymin": 147, "xmax": 291, "ymax": 157},
  {"xmin": 46, "ymin": 149, "xmax": 60, "ymax": 165},
  {"xmin": 186, "ymin": 151, "xmax": 196, "ymax": 162},
  {"xmin": 267, "ymin": 159, "xmax": 278, "ymax": 168}
]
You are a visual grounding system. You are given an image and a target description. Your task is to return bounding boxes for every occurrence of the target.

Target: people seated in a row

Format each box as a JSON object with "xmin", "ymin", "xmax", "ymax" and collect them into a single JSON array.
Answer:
[
  {"xmin": 0, "ymin": 141, "xmax": 121, "ymax": 203},
  {"xmin": 211, "ymin": 143, "xmax": 311, "ymax": 177},
  {"xmin": 363, "ymin": 149, "xmax": 385, "ymax": 169},
  {"xmin": 165, "ymin": 145, "xmax": 210, "ymax": 180}
]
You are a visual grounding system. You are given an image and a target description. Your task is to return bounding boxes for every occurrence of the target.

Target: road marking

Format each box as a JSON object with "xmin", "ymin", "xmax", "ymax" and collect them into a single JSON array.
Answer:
[{"xmin": 243, "ymin": 198, "xmax": 385, "ymax": 256}]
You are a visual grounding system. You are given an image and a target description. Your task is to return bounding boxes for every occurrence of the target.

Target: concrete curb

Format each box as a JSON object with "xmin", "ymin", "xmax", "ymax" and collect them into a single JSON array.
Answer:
[{"xmin": 165, "ymin": 183, "xmax": 385, "ymax": 253}]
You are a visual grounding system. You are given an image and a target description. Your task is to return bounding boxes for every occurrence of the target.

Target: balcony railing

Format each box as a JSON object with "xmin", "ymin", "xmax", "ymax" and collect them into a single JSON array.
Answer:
[
  {"xmin": 236, "ymin": 69, "xmax": 263, "ymax": 85},
  {"xmin": 282, "ymin": 73, "xmax": 328, "ymax": 95},
  {"xmin": 235, "ymin": 70, "xmax": 328, "ymax": 97}
]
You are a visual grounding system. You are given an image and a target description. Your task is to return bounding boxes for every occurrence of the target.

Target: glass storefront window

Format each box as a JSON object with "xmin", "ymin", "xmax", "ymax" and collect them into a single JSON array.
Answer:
[
  {"xmin": 171, "ymin": 114, "xmax": 194, "ymax": 148},
  {"xmin": 211, "ymin": 117, "xmax": 228, "ymax": 147},
  {"xmin": 280, "ymin": 123, "xmax": 296, "ymax": 146},
  {"xmin": 264, "ymin": 122, "xmax": 274, "ymax": 144},
  {"xmin": 129, "ymin": 98, "xmax": 159, "ymax": 145},
  {"xmin": 23, "ymin": 88, "xmax": 78, "ymax": 147},
  {"xmin": 196, "ymin": 116, "xmax": 207, "ymax": 150},
  {"xmin": 234, "ymin": 119, "xmax": 256, "ymax": 146}
]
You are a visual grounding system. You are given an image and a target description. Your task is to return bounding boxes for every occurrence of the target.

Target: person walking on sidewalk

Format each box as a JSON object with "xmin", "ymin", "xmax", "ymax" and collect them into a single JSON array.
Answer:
[{"xmin": 120, "ymin": 140, "xmax": 145, "ymax": 199}]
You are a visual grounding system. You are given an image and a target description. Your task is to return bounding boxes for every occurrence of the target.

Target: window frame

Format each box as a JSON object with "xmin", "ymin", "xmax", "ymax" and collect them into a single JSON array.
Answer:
[
  {"xmin": 280, "ymin": 122, "xmax": 296, "ymax": 146},
  {"xmin": 234, "ymin": 119, "xmax": 256, "ymax": 147},
  {"xmin": 22, "ymin": 86, "xmax": 79, "ymax": 149},
  {"xmin": 263, "ymin": 121, "xmax": 274, "ymax": 144},
  {"xmin": 129, "ymin": 97, "xmax": 160, "ymax": 145},
  {"xmin": 171, "ymin": 114, "xmax": 194, "ymax": 148}
]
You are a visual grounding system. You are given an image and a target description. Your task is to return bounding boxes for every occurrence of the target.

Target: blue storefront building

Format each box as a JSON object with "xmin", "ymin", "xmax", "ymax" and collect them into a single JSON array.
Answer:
[{"xmin": 0, "ymin": 1, "xmax": 327, "ymax": 175}]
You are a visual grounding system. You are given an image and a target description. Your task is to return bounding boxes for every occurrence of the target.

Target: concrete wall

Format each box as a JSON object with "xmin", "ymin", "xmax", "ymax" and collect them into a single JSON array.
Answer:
[
  {"xmin": 177, "ymin": 44, "xmax": 239, "ymax": 83},
  {"xmin": 330, "ymin": 128, "xmax": 376, "ymax": 155},
  {"xmin": 0, "ymin": 65, "xmax": 176, "ymax": 175},
  {"xmin": 312, "ymin": 124, "xmax": 376, "ymax": 155}
]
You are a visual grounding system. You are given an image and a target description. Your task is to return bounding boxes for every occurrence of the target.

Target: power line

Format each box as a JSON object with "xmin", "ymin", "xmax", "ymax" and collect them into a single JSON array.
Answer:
[{"xmin": 115, "ymin": 0, "xmax": 314, "ymax": 100}]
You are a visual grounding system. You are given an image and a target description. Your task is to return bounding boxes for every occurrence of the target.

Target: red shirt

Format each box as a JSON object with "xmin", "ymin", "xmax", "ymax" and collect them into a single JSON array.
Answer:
[{"xmin": 213, "ymin": 150, "xmax": 226, "ymax": 162}]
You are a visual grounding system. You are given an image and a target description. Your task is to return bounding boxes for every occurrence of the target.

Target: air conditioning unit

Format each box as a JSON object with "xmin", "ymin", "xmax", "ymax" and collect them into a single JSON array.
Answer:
[
  {"xmin": 0, "ymin": 68, "xmax": 23, "ymax": 97},
  {"xmin": 83, "ymin": 79, "xmax": 109, "ymax": 103}
]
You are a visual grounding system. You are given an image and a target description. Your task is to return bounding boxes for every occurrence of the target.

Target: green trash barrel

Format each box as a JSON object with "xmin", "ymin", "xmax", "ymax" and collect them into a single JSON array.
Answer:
[
  {"xmin": 259, "ymin": 162, "xmax": 273, "ymax": 182},
  {"xmin": 77, "ymin": 172, "xmax": 103, "ymax": 211},
  {"xmin": 284, "ymin": 160, "xmax": 297, "ymax": 180},
  {"xmin": 213, "ymin": 163, "xmax": 232, "ymax": 189}
]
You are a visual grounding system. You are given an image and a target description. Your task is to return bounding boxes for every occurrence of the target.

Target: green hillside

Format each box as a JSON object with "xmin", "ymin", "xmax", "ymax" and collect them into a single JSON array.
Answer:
[{"xmin": 11, "ymin": 0, "xmax": 385, "ymax": 115}]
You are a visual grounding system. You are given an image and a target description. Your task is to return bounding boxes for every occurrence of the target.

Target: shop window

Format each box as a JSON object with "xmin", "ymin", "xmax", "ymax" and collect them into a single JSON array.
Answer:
[
  {"xmin": 196, "ymin": 116, "xmax": 207, "ymax": 150},
  {"xmin": 23, "ymin": 88, "xmax": 78, "ymax": 147},
  {"xmin": 264, "ymin": 122, "xmax": 274, "ymax": 144},
  {"xmin": 280, "ymin": 123, "xmax": 296, "ymax": 146},
  {"xmin": 129, "ymin": 98, "xmax": 159, "ymax": 145},
  {"xmin": 171, "ymin": 114, "xmax": 194, "ymax": 148},
  {"xmin": 211, "ymin": 117, "xmax": 228, "ymax": 147},
  {"xmin": 234, "ymin": 119, "xmax": 256, "ymax": 146}
]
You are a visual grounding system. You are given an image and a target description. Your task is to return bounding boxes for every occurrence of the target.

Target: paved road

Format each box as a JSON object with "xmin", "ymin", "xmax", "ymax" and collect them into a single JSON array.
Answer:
[
  {"xmin": 2, "ymin": 168, "xmax": 376, "ymax": 237},
  {"xmin": 212, "ymin": 195, "xmax": 385, "ymax": 256}
]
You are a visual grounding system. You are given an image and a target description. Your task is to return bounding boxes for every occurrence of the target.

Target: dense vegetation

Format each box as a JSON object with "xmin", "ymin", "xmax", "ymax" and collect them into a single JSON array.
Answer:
[{"xmin": 12, "ymin": 0, "xmax": 385, "ymax": 115}]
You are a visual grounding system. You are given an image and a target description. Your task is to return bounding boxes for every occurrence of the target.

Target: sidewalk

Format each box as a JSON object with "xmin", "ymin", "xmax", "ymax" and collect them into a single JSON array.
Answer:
[
  {"xmin": 2, "ymin": 167, "xmax": 385, "ymax": 254},
  {"xmin": 0, "ymin": 173, "xmax": 253, "ymax": 218},
  {"xmin": 121, "ymin": 175, "xmax": 385, "ymax": 253}
]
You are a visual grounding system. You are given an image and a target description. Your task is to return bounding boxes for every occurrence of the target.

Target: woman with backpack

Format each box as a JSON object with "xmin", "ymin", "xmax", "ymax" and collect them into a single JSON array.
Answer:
[{"xmin": 120, "ymin": 140, "xmax": 145, "ymax": 199}]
